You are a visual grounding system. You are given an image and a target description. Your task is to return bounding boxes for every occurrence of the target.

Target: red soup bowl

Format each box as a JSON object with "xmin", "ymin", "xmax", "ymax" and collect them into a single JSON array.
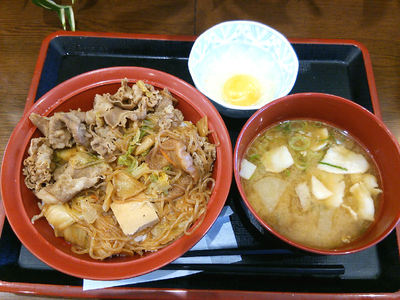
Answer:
[
  {"xmin": 234, "ymin": 92, "xmax": 400, "ymax": 255},
  {"xmin": 1, "ymin": 66, "xmax": 232, "ymax": 280}
]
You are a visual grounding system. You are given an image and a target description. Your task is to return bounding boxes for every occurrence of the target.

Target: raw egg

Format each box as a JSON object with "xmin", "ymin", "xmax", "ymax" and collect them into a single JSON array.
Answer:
[
  {"xmin": 222, "ymin": 74, "xmax": 262, "ymax": 106},
  {"xmin": 204, "ymin": 69, "xmax": 276, "ymax": 108},
  {"xmin": 201, "ymin": 46, "xmax": 278, "ymax": 108}
]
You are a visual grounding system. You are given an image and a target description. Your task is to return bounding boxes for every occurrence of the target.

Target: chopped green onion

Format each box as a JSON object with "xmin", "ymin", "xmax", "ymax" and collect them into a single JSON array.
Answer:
[
  {"xmin": 142, "ymin": 119, "xmax": 154, "ymax": 128},
  {"xmin": 311, "ymin": 121, "xmax": 324, "ymax": 128},
  {"xmin": 294, "ymin": 153, "xmax": 308, "ymax": 170},
  {"xmin": 289, "ymin": 135, "xmax": 311, "ymax": 151},
  {"xmin": 149, "ymin": 174, "xmax": 158, "ymax": 182},
  {"xmin": 276, "ymin": 121, "xmax": 290, "ymax": 132},
  {"xmin": 129, "ymin": 162, "xmax": 151, "ymax": 179},
  {"xmin": 139, "ymin": 129, "xmax": 147, "ymax": 140},
  {"xmin": 124, "ymin": 129, "xmax": 142, "ymax": 155},
  {"xmin": 139, "ymin": 120, "xmax": 154, "ymax": 139},
  {"xmin": 162, "ymin": 165, "xmax": 172, "ymax": 171},
  {"xmin": 307, "ymin": 150, "xmax": 325, "ymax": 162},
  {"xmin": 117, "ymin": 155, "xmax": 129, "ymax": 166},
  {"xmin": 117, "ymin": 155, "xmax": 138, "ymax": 171},
  {"xmin": 248, "ymin": 154, "xmax": 260, "ymax": 162},
  {"xmin": 263, "ymin": 135, "xmax": 273, "ymax": 141},
  {"xmin": 140, "ymin": 149, "xmax": 150, "ymax": 157},
  {"xmin": 289, "ymin": 120, "xmax": 306, "ymax": 131},
  {"xmin": 318, "ymin": 161, "xmax": 348, "ymax": 171}
]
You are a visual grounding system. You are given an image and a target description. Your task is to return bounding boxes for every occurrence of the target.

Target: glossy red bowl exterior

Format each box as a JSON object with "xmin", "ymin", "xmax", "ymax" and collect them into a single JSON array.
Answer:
[
  {"xmin": 1, "ymin": 67, "xmax": 232, "ymax": 280},
  {"xmin": 234, "ymin": 92, "xmax": 400, "ymax": 255}
]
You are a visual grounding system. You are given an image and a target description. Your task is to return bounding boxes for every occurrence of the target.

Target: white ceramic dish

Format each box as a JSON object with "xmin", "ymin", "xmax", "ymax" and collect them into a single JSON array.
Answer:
[{"xmin": 188, "ymin": 20, "xmax": 299, "ymax": 118}]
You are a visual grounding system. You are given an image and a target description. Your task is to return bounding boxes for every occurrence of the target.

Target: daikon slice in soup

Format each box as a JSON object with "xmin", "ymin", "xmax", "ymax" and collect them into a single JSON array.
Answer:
[{"xmin": 239, "ymin": 120, "xmax": 382, "ymax": 249}]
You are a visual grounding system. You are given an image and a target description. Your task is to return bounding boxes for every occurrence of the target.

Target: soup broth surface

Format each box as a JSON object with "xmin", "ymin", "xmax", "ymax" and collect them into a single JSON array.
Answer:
[{"xmin": 241, "ymin": 120, "xmax": 381, "ymax": 249}]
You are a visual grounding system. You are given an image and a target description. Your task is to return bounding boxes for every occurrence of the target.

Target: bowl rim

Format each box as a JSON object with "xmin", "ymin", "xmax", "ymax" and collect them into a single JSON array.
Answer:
[
  {"xmin": 233, "ymin": 92, "xmax": 400, "ymax": 255},
  {"xmin": 188, "ymin": 20, "xmax": 299, "ymax": 111},
  {"xmin": 1, "ymin": 66, "xmax": 233, "ymax": 280}
]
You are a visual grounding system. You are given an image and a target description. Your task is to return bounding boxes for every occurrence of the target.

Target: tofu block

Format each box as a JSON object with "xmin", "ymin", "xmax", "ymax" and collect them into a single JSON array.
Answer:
[
  {"xmin": 311, "ymin": 175, "xmax": 333, "ymax": 200},
  {"xmin": 317, "ymin": 172, "xmax": 345, "ymax": 208},
  {"xmin": 362, "ymin": 174, "xmax": 383, "ymax": 196},
  {"xmin": 261, "ymin": 146, "xmax": 294, "ymax": 173},
  {"xmin": 350, "ymin": 182, "xmax": 375, "ymax": 221},
  {"xmin": 362, "ymin": 174, "xmax": 379, "ymax": 190},
  {"xmin": 254, "ymin": 176, "xmax": 287, "ymax": 212},
  {"xmin": 351, "ymin": 173, "xmax": 382, "ymax": 197},
  {"xmin": 111, "ymin": 201, "xmax": 159, "ymax": 235},
  {"xmin": 239, "ymin": 158, "xmax": 257, "ymax": 180},
  {"xmin": 318, "ymin": 145, "xmax": 369, "ymax": 174},
  {"xmin": 325, "ymin": 180, "xmax": 345, "ymax": 208},
  {"xmin": 295, "ymin": 182, "xmax": 311, "ymax": 210},
  {"xmin": 342, "ymin": 204, "xmax": 358, "ymax": 220}
]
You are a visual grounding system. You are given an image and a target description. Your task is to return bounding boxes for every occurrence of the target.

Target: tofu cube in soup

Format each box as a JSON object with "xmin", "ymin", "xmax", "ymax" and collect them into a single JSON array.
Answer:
[
  {"xmin": 261, "ymin": 145, "xmax": 294, "ymax": 173},
  {"xmin": 239, "ymin": 158, "xmax": 257, "ymax": 179},
  {"xmin": 311, "ymin": 175, "xmax": 333, "ymax": 200}
]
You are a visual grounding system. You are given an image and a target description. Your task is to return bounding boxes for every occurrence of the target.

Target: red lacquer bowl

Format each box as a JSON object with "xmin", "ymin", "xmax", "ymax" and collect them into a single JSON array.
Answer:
[
  {"xmin": 1, "ymin": 67, "xmax": 232, "ymax": 280},
  {"xmin": 234, "ymin": 93, "xmax": 400, "ymax": 255}
]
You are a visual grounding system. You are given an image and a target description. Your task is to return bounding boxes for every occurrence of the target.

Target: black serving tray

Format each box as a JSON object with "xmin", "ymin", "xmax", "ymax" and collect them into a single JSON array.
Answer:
[{"xmin": 4, "ymin": 32, "xmax": 399, "ymax": 297}]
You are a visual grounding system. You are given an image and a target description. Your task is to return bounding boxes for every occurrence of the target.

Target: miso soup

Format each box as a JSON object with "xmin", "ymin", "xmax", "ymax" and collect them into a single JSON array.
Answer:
[{"xmin": 239, "ymin": 120, "xmax": 381, "ymax": 249}]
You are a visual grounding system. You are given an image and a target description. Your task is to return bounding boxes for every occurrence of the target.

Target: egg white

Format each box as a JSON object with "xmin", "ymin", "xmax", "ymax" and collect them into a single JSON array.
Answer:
[{"xmin": 202, "ymin": 44, "xmax": 279, "ymax": 108}]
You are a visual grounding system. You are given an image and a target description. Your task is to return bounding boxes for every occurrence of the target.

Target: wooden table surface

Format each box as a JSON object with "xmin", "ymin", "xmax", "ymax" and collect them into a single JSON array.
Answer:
[{"xmin": 1, "ymin": 0, "xmax": 400, "ymax": 299}]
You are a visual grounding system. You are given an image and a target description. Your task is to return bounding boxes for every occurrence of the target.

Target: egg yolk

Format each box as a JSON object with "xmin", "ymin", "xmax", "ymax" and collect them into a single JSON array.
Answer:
[{"xmin": 222, "ymin": 74, "xmax": 261, "ymax": 106}]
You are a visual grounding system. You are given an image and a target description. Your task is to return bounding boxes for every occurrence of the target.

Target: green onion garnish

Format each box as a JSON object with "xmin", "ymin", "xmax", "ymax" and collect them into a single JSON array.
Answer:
[
  {"xmin": 318, "ymin": 161, "xmax": 348, "ymax": 171},
  {"xmin": 248, "ymin": 154, "xmax": 260, "ymax": 162},
  {"xmin": 289, "ymin": 134, "xmax": 311, "ymax": 151}
]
